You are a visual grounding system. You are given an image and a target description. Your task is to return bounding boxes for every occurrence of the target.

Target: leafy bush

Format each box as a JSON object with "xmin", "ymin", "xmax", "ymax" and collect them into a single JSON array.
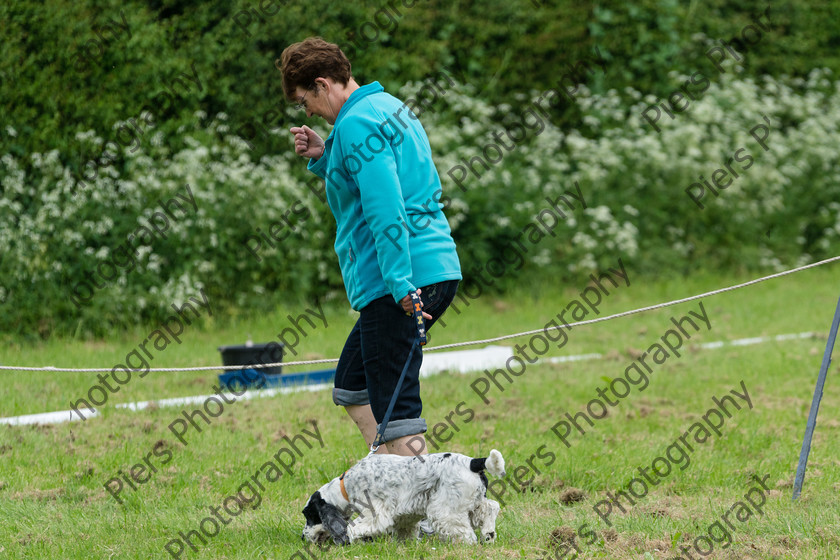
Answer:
[
  {"xmin": 3, "ymin": 0, "xmax": 839, "ymax": 337},
  {"xmin": 419, "ymin": 67, "xmax": 840, "ymax": 279},
  {"xmin": 2, "ymin": 69, "xmax": 839, "ymax": 336},
  {"xmin": 2, "ymin": 0, "xmax": 839, "ymax": 161}
]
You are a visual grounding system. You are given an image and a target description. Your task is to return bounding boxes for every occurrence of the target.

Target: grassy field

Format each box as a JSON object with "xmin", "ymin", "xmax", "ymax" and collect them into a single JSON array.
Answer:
[{"xmin": 1, "ymin": 266, "xmax": 839, "ymax": 559}]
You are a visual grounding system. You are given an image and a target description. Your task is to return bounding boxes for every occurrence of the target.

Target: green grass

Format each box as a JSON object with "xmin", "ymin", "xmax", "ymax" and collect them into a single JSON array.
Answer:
[{"xmin": 1, "ymin": 266, "xmax": 839, "ymax": 559}]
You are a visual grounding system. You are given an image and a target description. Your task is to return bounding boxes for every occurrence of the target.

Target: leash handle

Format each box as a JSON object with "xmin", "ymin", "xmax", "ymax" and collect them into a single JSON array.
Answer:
[
  {"xmin": 409, "ymin": 290, "xmax": 427, "ymax": 346},
  {"xmin": 369, "ymin": 291, "xmax": 427, "ymax": 453}
]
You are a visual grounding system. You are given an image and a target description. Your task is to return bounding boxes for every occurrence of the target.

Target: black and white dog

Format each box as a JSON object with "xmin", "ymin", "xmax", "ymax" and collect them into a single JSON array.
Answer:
[{"xmin": 302, "ymin": 449, "xmax": 505, "ymax": 544}]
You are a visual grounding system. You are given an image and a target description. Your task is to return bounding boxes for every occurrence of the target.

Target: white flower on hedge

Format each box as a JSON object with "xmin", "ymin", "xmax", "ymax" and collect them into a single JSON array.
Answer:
[
  {"xmin": 197, "ymin": 261, "xmax": 214, "ymax": 273},
  {"xmin": 623, "ymin": 205, "xmax": 639, "ymax": 217},
  {"xmin": 4, "ymin": 69, "xmax": 840, "ymax": 324},
  {"xmin": 572, "ymin": 231, "xmax": 597, "ymax": 251},
  {"xmin": 146, "ymin": 254, "xmax": 162, "ymax": 273},
  {"xmin": 148, "ymin": 131, "xmax": 164, "ymax": 147},
  {"xmin": 531, "ymin": 248, "xmax": 551, "ymax": 267}
]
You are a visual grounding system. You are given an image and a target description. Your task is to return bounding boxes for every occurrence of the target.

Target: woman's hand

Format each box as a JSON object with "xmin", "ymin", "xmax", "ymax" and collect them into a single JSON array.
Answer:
[
  {"xmin": 290, "ymin": 125, "xmax": 325, "ymax": 159},
  {"xmin": 401, "ymin": 289, "xmax": 432, "ymax": 320}
]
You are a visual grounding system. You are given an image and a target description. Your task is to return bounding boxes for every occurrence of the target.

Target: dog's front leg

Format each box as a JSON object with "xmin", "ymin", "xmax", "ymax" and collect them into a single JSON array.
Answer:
[
  {"xmin": 427, "ymin": 496, "xmax": 479, "ymax": 544},
  {"xmin": 470, "ymin": 499, "xmax": 500, "ymax": 543},
  {"xmin": 393, "ymin": 517, "xmax": 422, "ymax": 541},
  {"xmin": 346, "ymin": 518, "xmax": 375, "ymax": 543},
  {"xmin": 434, "ymin": 519, "xmax": 478, "ymax": 544}
]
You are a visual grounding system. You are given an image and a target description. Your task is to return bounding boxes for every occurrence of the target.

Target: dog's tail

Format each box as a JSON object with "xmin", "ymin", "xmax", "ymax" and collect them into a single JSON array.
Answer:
[{"xmin": 469, "ymin": 449, "xmax": 506, "ymax": 478}]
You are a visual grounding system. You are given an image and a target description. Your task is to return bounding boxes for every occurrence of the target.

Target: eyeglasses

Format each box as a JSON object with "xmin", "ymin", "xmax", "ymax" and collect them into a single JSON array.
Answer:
[{"xmin": 295, "ymin": 88, "xmax": 311, "ymax": 111}]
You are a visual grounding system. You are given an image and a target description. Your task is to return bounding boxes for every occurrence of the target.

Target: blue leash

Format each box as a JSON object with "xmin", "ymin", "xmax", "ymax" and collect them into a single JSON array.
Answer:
[{"xmin": 369, "ymin": 291, "xmax": 427, "ymax": 454}]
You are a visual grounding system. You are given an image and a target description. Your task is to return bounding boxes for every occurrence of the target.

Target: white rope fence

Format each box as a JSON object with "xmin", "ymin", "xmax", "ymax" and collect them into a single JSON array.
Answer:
[{"xmin": 2, "ymin": 255, "xmax": 838, "ymax": 373}]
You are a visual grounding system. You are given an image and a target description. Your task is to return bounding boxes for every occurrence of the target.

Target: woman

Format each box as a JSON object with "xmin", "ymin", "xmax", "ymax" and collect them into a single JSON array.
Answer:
[{"xmin": 278, "ymin": 37, "xmax": 461, "ymax": 456}]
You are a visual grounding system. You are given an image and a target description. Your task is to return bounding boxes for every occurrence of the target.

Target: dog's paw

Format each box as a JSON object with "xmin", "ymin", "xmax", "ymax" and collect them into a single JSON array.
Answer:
[
  {"xmin": 354, "ymin": 535, "xmax": 374, "ymax": 543},
  {"xmin": 332, "ymin": 534, "xmax": 350, "ymax": 546}
]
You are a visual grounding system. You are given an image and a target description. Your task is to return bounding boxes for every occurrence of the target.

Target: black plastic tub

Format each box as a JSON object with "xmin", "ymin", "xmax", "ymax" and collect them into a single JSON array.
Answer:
[{"xmin": 218, "ymin": 342, "xmax": 284, "ymax": 375}]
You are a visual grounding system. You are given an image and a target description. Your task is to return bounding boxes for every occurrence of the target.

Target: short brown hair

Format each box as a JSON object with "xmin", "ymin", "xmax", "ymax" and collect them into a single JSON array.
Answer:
[{"xmin": 276, "ymin": 37, "xmax": 352, "ymax": 101}]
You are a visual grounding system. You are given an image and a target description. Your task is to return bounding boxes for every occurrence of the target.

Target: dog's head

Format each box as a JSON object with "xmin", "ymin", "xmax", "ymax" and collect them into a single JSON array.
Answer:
[{"xmin": 301, "ymin": 490, "xmax": 350, "ymax": 545}]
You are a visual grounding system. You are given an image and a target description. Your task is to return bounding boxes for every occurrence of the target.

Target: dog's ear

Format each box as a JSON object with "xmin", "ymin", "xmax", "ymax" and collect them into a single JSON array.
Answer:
[
  {"xmin": 316, "ymin": 500, "xmax": 349, "ymax": 545},
  {"xmin": 302, "ymin": 491, "xmax": 322, "ymax": 525}
]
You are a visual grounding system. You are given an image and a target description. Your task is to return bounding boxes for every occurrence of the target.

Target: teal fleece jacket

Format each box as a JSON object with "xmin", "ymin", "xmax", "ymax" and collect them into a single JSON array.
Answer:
[{"xmin": 307, "ymin": 81, "xmax": 461, "ymax": 310}]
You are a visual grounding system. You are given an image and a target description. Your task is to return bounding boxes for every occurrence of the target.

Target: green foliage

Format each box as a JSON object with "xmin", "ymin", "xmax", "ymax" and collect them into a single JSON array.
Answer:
[
  {"xmin": 4, "ymin": 71, "xmax": 840, "ymax": 337},
  {"xmin": 2, "ymin": 0, "xmax": 840, "ymax": 337},
  {"xmin": 3, "ymin": 0, "xmax": 839, "ymax": 158}
]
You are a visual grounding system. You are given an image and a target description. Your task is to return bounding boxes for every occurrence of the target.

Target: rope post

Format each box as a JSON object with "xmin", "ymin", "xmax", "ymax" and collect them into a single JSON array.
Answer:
[{"xmin": 792, "ymin": 293, "xmax": 840, "ymax": 500}]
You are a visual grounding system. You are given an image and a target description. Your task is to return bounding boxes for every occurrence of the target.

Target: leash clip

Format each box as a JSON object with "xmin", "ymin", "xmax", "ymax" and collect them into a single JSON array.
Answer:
[{"xmin": 369, "ymin": 434, "xmax": 382, "ymax": 455}]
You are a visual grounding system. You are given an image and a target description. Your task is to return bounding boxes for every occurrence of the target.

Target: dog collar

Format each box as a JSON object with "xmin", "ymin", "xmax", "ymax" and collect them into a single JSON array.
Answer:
[{"xmin": 339, "ymin": 471, "xmax": 349, "ymax": 502}]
